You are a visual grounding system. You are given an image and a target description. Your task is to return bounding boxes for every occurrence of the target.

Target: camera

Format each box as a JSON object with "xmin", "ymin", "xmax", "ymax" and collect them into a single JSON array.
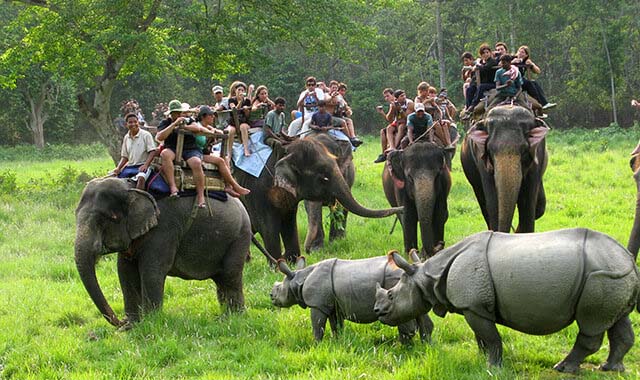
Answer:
[{"xmin": 181, "ymin": 116, "xmax": 195, "ymax": 125}]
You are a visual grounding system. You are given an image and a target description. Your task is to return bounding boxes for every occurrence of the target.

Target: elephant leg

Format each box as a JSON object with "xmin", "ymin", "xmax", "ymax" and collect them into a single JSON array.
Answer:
[
  {"xmin": 310, "ymin": 308, "xmax": 328, "ymax": 341},
  {"xmin": 117, "ymin": 254, "xmax": 142, "ymax": 323},
  {"xmin": 139, "ymin": 270, "xmax": 167, "ymax": 314},
  {"xmin": 281, "ymin": 209, "xmax": 301, "ymax": 263},
  {"xmin": 463, "ymin": 311, "xmax": 503, "ymax": 366},
  {"xmin": 329, "ymin": 205, "xmax": 348, "ymax": 241},
  {"xmin": 214, "ymin": 237, "xmax": 247, "ymax": 312},
  {"xmin": 402, "ymin": 202, "xmax": 419, "ymax": 255},
  {"xmin": 433, "ymin": 196, "xmax": 449, "ymax": 251},
  {"xmin": 554, "ymin": 332, "xmax": 603, "ymax": 373},
  {"xmin": 516, "ymin": 176, "xmax": 538, "ymax": 233},
  {"xmin": 535, "ymin": 180, "xmax": 546, "ymax": 219},
  {"xmin": 600, "ymin": 315, "xmax": 634, "ymax": 372},
  {"xmin": 304, "ymin": 200, "xmax": 325, "ymax": 252}
]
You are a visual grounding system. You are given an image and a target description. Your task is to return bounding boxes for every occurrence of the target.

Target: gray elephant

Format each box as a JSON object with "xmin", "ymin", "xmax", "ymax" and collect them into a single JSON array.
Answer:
[
  {"xmin": 75, "ymin": 177, "xmax": 251, "ymax": 327},
  {"xmin": 627, "ymin": 142, "xmax": 640, "ymax": 257},
  {"xmin": 271, "ymin": 253, "xmax": 433, "ymax": 343},
  {"xmin": 374, "ymin": 228, "xmax": 640, "ymax": 373},
  {"xmin": 383, "ymin": 141, "xmax": 452, "ymax": 258},
  {"xmin": 272, "ymin": 133, "xmax": 402, "ymax": 252},
  {"xmin": 460, "ymin": 105, "xmax": 548, "ymax": 232}
]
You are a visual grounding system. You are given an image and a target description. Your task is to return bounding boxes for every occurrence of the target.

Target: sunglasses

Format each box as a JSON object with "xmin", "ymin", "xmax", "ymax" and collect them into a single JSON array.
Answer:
[{"xmin": 307, "ymin": 82, "xmax": 316, "ymax": 86}]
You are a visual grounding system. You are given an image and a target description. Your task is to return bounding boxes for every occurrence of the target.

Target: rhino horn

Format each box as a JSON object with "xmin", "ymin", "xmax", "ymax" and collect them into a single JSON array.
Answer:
[
  {"xmin": 389, "ymin": 251, "xmax": 416, "ymax": 275},
  {"xmin": 295, "ymin": 256, "xmax": 307, "ymax": 270},
  {"xmin": 278, "ymin": 259, "xmax": 295, "ymax": 279},
  {"xmin": 408, "ymin": 248, "xmax": 421, "ymax": 264}
]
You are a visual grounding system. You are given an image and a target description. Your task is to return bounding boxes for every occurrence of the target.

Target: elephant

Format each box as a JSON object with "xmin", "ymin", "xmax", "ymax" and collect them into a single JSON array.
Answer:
[
  {"xmin": 234, "ymin": 134, "xmax": 402, "ymax": 262},
  {"xmin": 460, "ymin": 105, "xmax": 549, "ymax": 233},
  {"xmin": 627, "ymin": 141, "xmax": 640, "ymax": 258},
  {"xmin": 74, "ymin": 177, "xmax": 251, "ymax": 327},
  {"xmin": 383, "ymin": 141, "xmax": 452, "ymax": 258},
  {"xmin": 374, "ymin": 228, "xmax": 640, "ymax": 373}
]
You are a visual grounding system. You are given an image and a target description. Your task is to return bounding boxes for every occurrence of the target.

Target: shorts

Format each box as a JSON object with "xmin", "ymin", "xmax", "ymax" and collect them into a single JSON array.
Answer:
[
  {"xmin": 331, "ymin": 116, "xmax": 345, "ymax": 127},
  {"xmin": 167, "ymin": 147, "xmax": 203, "ymax": 161}
]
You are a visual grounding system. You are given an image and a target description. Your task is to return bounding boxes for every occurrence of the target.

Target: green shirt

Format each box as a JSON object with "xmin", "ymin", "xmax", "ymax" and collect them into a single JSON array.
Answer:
[{"xmin": 264, "ymin": 110, "xmax": 286, "ymax": 135}]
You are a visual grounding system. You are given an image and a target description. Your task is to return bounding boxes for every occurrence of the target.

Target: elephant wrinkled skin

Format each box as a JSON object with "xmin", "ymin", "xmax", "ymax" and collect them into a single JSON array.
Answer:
[
  {"xmin": 461, "ymin": 105, "xmax": 548, "ymax": 232},
  {"xmin": 74, "ymin": 177, "xmax": 251, "ymax": 327},
  {"xmin": 383, "ymin": 141, "xmax": 452, "ymax": 258}
]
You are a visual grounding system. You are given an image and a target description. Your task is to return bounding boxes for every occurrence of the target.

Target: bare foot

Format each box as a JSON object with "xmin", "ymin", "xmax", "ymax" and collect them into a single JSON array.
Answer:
[
  {"xmin": 224, "ymin": 185, "xmax": 240, "ymax": 198},
  {"xmin": 233, "ymin": 186, "xmax": 250, "ymax": 196},
  {"xmin": 243, "ymin": 148, "xmax": 251, "ymax": 157}
]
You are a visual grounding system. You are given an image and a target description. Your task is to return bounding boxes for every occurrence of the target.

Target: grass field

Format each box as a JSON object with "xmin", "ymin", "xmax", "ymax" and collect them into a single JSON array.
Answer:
[{"xmin": 1, "ymin": 127, "xmax": 639, "ymax": 379}]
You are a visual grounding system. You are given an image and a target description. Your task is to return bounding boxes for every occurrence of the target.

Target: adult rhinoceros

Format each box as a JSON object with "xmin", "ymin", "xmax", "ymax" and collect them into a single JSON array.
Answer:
[{"xmin": 374, "ymin": 228, "xmax": 640, "ymax": 373}]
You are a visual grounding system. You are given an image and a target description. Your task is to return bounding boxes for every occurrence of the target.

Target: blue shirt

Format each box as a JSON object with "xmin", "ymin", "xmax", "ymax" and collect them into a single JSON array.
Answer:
[{"xmin": 494, "ymin": 68, "xmax": 523, "ymax": 96}]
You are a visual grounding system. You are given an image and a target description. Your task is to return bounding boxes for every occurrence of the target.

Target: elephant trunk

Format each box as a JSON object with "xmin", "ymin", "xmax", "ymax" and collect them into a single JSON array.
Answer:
[
  {"xmin": 74, "ymin": 225, "xmax": 122, "ymax": 327},
  {"xmin": 414, "ymin": 176, "xmax": 436, "ymax": 256},
  {"xmin": 332, "ymin": 167, "xmax": 402, "ymax": 218},
  {"xmin": 494, "ymin": 153, "xmax": 522, "ymax": 233},
  {"xmin": 627, "ymin": 172, "xmax": 640, "ymax": 259}
]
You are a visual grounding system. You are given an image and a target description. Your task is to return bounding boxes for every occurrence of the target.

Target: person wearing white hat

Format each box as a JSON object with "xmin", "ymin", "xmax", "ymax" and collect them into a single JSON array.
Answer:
[
  {"xmin": 156, "ymin": 99, "xmax": 212, "ymax": 208},
  {"xmin": 405, "ymin": 102, "xmax": 433, "ymax": 145}
]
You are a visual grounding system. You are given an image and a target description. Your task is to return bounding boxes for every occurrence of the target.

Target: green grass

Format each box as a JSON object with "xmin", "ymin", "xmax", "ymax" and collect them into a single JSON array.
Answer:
[{"xmin": 1, "ymin": 128, "xmax": 640, "ymax": 379}]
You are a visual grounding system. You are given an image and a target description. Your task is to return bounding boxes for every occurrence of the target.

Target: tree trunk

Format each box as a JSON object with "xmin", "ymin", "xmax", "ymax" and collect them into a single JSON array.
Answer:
[
  {"xmin": 78, "ymin": 71, "xmax": 123, "ymax": 164},
  {"xmin": 600, "ymin": 18, "xmax": 618, "ymax": 125},
  {"xmin": 24, "ymin": 83, "xmax": 49, "ymax": 149},
  {"xmin": 435, "ymin": 0, "xmax": 446, "ymax": 89}
]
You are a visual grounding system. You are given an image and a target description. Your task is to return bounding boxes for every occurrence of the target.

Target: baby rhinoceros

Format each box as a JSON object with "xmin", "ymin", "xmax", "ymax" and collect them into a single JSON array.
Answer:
[
  {"xmin": 271, "ymin": 254, "xmax": 433, "ymax": 343},
  {"xmin": 374, "ymin": 228, "xmax": 640, "ymax": 373}
]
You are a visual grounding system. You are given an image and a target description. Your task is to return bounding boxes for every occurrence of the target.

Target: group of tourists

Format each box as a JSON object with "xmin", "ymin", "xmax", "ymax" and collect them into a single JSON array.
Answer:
[
  {"xmin": 110, "ymin": 77, "xmax": 363, "ymax": 208},
  {"xmin": 372, "ymin": 83, "xmax": 458, "ymax": 163},
  {"xmin": 460, "ymin": 42, "xmax": 556, "ymax": 119}
]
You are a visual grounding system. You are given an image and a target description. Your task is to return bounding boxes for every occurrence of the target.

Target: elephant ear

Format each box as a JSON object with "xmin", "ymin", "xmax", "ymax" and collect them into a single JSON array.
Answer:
[
  {"xmin": 528, "ymin": 118, "xmax": 550, "ymax": 165},
  {"xmin": 467, "ymin": 121, "xmax": 491, "ymax": 172},
  {"xmin": 387, "ymin": 150, "xmax": 405, "ymax": 189},
  {"xmin": 126, "ymin": 189, "xmax": 160, "ymax": 240}
]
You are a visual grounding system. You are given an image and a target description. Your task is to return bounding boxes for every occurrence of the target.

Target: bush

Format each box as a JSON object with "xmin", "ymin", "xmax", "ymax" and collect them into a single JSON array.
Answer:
[
  {"xmin": 0, "ymin": 143, "xmax": 108, "ymax": 162},
  {"xmin": 0, "ymin": 170, "xmax": 17, "ymax": 194}
]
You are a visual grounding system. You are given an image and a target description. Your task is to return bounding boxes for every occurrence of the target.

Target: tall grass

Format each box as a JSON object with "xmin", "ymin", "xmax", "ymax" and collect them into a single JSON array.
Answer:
[{"xmin": 0, "ymin": 128, "xmax": 639, "ymax": 379}]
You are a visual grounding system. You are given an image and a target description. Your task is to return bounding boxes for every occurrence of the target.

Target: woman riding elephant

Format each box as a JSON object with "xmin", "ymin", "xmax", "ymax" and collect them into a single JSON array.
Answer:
[
  {"xmin": 461, "ymin": 105, "xmax": 549, "ymax": 233},
  {"xmin": 233, "ymin": 132, "xmax": 401, "ymax": 260},
  {"xmin": 74, "ymin": 177, "xmax": 251, "ymax": 328}
]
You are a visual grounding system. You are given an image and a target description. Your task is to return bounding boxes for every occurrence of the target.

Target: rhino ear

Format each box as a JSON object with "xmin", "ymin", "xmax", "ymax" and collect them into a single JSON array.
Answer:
[
  {"xmin": 295, "ymin": 255, "xmax": 306, "ymax": 270},
  {"xmin": 278, "ymin": 259, "xmax": 295, "ymax": 279},
  {"xmin": 375, "ymin": 282, "xmax": 382, "ymax": 291},
  {"xmin": 388, "ymin": 250, "xmax": 416, "ymax": 275}
]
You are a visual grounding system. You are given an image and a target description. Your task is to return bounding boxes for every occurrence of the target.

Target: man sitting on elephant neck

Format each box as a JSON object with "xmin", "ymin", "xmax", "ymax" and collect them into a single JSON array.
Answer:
[
  {"xmin": 111, "ymin": 112, "xmax": 158, "ymax": 190},
  {"xmin": 487, "ymin": 55, "xmax": 523, "ymax": 110},
  {"xmin": 401, "ymin": 102, "xmax": 433, "ymax": 148},
  {"xmin": 156, "ymin": 99, "xmax": 208, "ymax": 208},
  {"xmin": 309, "ymin": 100, "xmax": 334, "ymax": 134}
]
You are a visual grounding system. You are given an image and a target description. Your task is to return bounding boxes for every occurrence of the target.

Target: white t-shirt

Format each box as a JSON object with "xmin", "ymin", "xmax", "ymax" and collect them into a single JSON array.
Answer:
[
  {"xmin": 297, "ymin": 88, "xmax": 326, "ymax": 118},
  {"xmin": 120, "ymin": 128, "xmax": 156, "ymax": 166}
]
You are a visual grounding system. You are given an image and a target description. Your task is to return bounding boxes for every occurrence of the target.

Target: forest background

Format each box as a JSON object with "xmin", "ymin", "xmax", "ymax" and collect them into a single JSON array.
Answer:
[{"xmin": 1, "ymin": 0, "xmax": 640, "ymax": 162}]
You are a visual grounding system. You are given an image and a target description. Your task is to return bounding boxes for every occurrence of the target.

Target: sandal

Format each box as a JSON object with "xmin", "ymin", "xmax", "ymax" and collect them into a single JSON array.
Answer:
[
  {"xmin": 169, "ymin": 192, "xmax": 179, "ymax": 199},
  {"xmin": 198, "ymin": 203, "xmax": 207, "ymax": 209}
]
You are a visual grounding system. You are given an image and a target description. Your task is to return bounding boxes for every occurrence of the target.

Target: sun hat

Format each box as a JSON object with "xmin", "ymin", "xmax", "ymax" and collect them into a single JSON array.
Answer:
[
  {"xmin": 414, "ymin": 103, "xmax": 426, "ymax": 112},
  {"xmin": 165, "ymin": 99, "xmax": 184, "ymax": 115}
]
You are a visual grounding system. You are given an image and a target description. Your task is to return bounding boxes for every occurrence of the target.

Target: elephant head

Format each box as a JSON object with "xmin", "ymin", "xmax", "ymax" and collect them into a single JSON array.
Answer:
[
  {"xmin": 74, "ymin": 177, "xmax": 159, "ymax": 326},
  {"xmin": 272, "ymin": 136, "xmax": 402, "ymax": 218},
  {"xmin": 627, "ymin": 142, "xmax": 640, "ymax": 259},
  {"xmin": 374, "ymin": 251, "xmax": 430, "ymax": 326},
  {"xmin": 467, "ymin": 106, "xmax": 549, "ymax": 232},
  {"xmin": 387, "ymin": 142, "xmax": 451, "ymax": 256}
]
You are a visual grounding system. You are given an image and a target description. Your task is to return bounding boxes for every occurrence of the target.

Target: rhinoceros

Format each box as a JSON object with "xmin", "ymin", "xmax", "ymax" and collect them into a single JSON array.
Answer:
[
  {"xmin": 271, "ymin": 254, "xmax": 433, "ymax": 343},
  {"xmin": 374, "ymin": 228, "xmax": 640, "ymax": 373}
]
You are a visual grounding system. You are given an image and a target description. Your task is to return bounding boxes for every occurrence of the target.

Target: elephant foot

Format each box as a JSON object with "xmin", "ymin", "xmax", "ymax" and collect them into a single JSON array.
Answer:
[
  {"xmin": 329, "ymin": 229, "xmax": 346, "ymax": 241},
  {"xmin": 305, "ymin": 241, "xmax": 324, "ymax": 253},
  {"xmin": 600, "ymin": 362, "xmax": 625, "ymax": 372},
  {"xmin": 553, "ymin": 360, "xmax": 580, "ymax": 373}
]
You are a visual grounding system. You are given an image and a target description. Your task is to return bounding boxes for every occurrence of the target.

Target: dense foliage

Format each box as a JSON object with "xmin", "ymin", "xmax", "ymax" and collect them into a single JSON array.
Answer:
[{"xmin": 1, "ymin": 0, "xmax": 640, "ymax": 151}]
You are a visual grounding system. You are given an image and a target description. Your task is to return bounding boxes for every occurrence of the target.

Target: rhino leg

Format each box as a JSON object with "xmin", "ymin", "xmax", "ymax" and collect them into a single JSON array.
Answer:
[
  {"xmin": 554, "ymin": 332, "xmax": 604, "ymax": 373},
  {"xmin": 463, "ymin": 311, "xmax": 503, "ymax": 366},
  {"xmin": 397, "ymin": 320, "xmax": 417, "ymax": 345},
  {"xmin": 417, "ymin": 314, "xmax": 434, "ymax": 344},
  {"xmin": 328, "ymin": 313, "xmax": 343, "ymax": 337},
  {"xmin": 600, "ymin": 315, "xmax": 634, "ymax": 372},
  {"xmin": 310, "ymin": 308, "xmax": 328, "ymax": 341}
]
